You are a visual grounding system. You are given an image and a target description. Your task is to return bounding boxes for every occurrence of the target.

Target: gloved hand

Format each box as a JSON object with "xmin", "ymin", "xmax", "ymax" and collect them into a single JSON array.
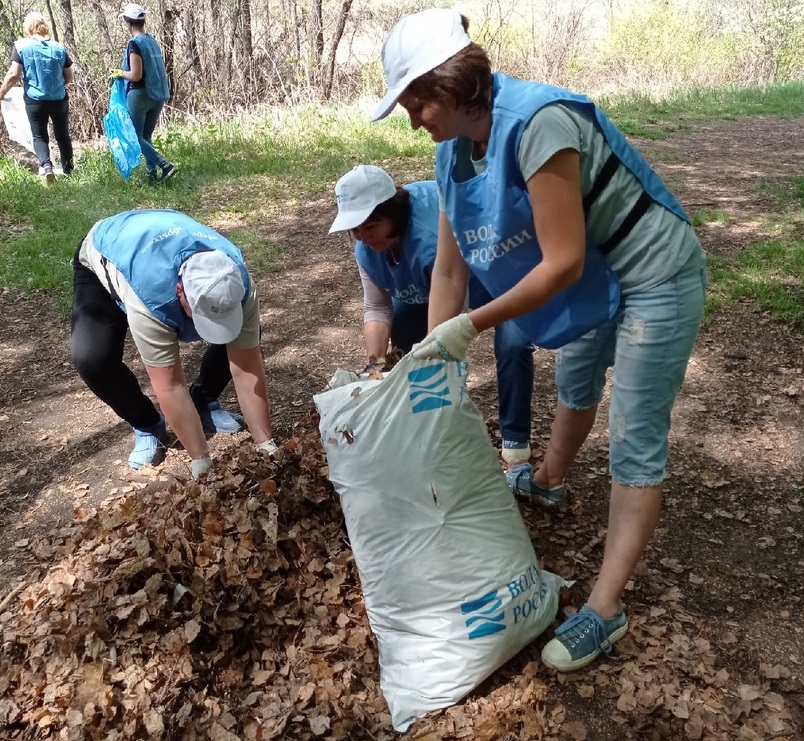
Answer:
[
  {"xmin": 256, "ymin": 438, "xmax": 279, "ymax": 455},
  {"xmin": 411, "ymin": 314, "xmax": 478, "ymax": 361},
  {"xmin": 191, "ymin": 457, "xmax": 213, "ymax": 479},
  {"xmin": 108, "ymin": 69, "xmax": 124, "ymax": 81}
]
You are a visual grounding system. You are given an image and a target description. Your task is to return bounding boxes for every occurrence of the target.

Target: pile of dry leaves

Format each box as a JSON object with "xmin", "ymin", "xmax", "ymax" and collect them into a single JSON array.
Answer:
[{"xmin": 0, "ymin": 413, "xmax": 800, "ymax": 740}]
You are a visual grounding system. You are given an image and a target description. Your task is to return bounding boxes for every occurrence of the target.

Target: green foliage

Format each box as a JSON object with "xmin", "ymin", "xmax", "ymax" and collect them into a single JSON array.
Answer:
[
  {"xmin": 708, "ymin": 176, "xmax": 804, "ymax": 324},
  {"xmin": 692, "ymin": 209, "xmax": 730, "ymax": 228}
]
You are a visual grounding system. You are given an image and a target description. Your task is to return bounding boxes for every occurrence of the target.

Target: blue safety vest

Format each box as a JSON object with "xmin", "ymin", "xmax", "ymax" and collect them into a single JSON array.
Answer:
[
  {"xmin": 354, "ymin": 181, "xmax": 437, "ymax": 306},
  {"xmin": 436, "ymin": 73, "xmax": 688, "ymax": 349},
  {"xmin": 123, "ymin": 34, "xmax": 169, "ymax": 101},
  {"xmin": 92, "ymin": 209, "xmax": 249, "ymax": 342},
  {"xmin": 14, "ymin": 37, "xmax": 67, "ymax": 101}
]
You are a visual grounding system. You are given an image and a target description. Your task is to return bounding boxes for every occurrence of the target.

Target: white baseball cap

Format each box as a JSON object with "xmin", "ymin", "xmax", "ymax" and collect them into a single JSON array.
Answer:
[
  {"xmin": 180, "ymin": 251, "xmax": 245, "ymax": 344},
  {"xmin": 328, "ymin": 165, "xmax": 396, "ymax": 233},
  {"xmin": 120, "ymin": 3, "xmax": 147, "ymax": 21},
  {"xmin": 371, "ymin": 8, "xmax": 472, "ymax": 122}
]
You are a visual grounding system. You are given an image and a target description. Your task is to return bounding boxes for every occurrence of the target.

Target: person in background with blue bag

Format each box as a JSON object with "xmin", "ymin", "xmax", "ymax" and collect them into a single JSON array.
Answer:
[
  {"xmin": 71, "ymin": 209, "xmax": 278, "ymax": 478},
  {"xmin": 329, "ymin": 164, "xmax": 535, "ymax": 467},
  {"xmin": 109, "ymin": 3, "xmax": 176, "ymax": 182},
  {"xmin": 0, "ymin": 11, "xmax": 74, "ymax": 183},
  {"xmin": 372, "ymin": 9, "xmax": 707, "ymax": 673}
]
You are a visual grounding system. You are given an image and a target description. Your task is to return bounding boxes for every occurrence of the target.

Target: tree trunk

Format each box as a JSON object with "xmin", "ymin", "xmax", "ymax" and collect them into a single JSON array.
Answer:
[
  {"xmin": 89, "ymin": 0, "xmax": 113, "ymax": 59},
  {"xmin": 163, "ymin": 6, "xmax": 178, "ymax": 101},
  {"xmin": 322, "ymin": 0, "xmax": 352, "ymax": 100},
  {"xmin": 43, "ymin": 0, "xmax": 59, "ymax": 42},
  {"xmin": 55, "ymin": 0, "xmax": 76, "ymax": 50}
]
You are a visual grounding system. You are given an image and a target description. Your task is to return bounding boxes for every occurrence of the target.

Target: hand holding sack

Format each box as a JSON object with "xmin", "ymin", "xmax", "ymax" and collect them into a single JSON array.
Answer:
[{"xmin": 412, "ymin": 314, "xmax": 478, "ymax": 361}]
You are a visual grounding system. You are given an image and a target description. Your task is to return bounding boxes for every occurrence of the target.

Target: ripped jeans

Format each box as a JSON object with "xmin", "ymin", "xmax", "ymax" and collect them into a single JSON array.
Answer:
[{"xmin": 555, "ymin": 248, "xmax": 707, "ymax": 487}]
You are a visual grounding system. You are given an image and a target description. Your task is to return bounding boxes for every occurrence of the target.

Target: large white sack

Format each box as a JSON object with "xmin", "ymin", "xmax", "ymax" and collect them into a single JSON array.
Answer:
[
  {"xmin": 314, "ymin": 355, "xmax": 563, "ymax": 732},
  {"xmin": 1, "ymin": 87, "xmax": 35, "ymax": 154}
]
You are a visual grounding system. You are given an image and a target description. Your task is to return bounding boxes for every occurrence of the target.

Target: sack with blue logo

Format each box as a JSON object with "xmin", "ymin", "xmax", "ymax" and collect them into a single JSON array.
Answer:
[
  {"xmin": 102, "ymin": 78, "xmax": 141, "ymax": 179},
  {"xmin": 315, "ymin": 355, "xmax": 565, "ymax": 732}
]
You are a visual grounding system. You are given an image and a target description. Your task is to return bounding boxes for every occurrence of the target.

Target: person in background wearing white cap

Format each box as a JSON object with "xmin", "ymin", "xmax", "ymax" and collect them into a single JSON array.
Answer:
[
  {"xmin": 109, "ymin": 4, "xmax": 177, "ymax": 182},
  {"xmin": 0, "ymin": 11, "xmax": 74, "ymax": 182},
  {"xmin": 372, "ymin": 9, "xmax": 706, "ymax": 673},
  {"xmin": 70, "ymin": 209, "xmax": 278, "ymax": 478},
  {"xmin": 330, "ymin": 164, "xmax": 535, "ymax": 467}
]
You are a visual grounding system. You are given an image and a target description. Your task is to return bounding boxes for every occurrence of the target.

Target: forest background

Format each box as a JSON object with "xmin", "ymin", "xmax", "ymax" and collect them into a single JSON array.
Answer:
[{"xmin": 0, "ymin": 0, "xmax": 803, "ymax": 140}]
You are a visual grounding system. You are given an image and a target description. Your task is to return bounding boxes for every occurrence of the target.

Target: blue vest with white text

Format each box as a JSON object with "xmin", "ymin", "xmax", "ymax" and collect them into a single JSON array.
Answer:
[
  {"xmin": 354, "ymin": 181, "xmax": 438, "ymax": 306},
  {"xmin": 92, "ymin": 209, "xmax": 249, "ymax": 342},
  {"xmin": 15, "ymin": 37, "xmax": 66, "ymax": 100},
  {"xmin": 123, "ymin": 34, "xmax": 169, "ymax": 101},
  {"xmin": 437, "ymin": 74, "xmax": 688, "ymax": 349}
]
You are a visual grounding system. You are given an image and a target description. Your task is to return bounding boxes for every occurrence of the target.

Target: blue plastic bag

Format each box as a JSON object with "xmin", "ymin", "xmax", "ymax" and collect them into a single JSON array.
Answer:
[{"xmin": 102, "ymin": 78, "xmax": 141, "ymax": 180}]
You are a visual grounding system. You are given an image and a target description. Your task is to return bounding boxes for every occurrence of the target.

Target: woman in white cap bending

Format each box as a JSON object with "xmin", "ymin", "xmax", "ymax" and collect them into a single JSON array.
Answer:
[
  {"xmin": 372, "ymin": 8, "xmax": 706, "ymax": 673},
  {"xmin": 330, "ymin": 164, "xmax": 535, "ymax": 468},
  {"xmin": 110, "ymin": 3, "xmax": 177, "ymax": 182},
  {"xmin": 71, "ymin": 209, "xmax": 278, "ymax": 477}
]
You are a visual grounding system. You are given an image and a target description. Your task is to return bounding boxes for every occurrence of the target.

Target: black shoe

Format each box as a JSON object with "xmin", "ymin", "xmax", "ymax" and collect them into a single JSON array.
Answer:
[{"xmin": 162, "ymin": 164, "xmax": 178, "ymax": 180}]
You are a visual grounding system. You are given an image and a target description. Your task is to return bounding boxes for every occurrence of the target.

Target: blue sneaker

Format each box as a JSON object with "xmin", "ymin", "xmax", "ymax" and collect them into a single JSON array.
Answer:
[
  {"xmin": 128, "ymin": 415, "xmax": 168, "ymax": 469},
  {"xmin": 541, "ymin": 604, "xmax": 628, "ymax": 672},
  {"xmin": 196, "ymin": 400, "xmax": 246, "ymax": 434},
  {"xmin": 505, "ymin": 463, "xmax": 565, "ymax": 506}
]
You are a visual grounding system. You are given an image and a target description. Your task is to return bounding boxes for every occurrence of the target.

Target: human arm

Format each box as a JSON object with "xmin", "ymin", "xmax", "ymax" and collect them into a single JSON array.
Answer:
[
  {"xmin": 467, "ymin": 148, "xmax": 587, "ymax": 332},
  {"xmin": 111, "ymin": 45, "xmax": 142, "ymax": 82},
  {"xmin": 359, "ymin": 265, "xmax": 393, "ymax": 360},
  {"xmin": 427, "ymin": 210, "xmax": 471, "ymax": 331},
  {"xmin": 227, "ymin": 344, "xmax": 273, "ymax": 445},
  {"xmin": 63, "ymin": 61, "xmax": 74, "ymax": 85},
  {"xmin": 0, "ymin": 62, "xmax": 22, "ymax": 100},
  {"xmin": 145, "ymin": 362, "xmax": 210, "ymax": 460}
]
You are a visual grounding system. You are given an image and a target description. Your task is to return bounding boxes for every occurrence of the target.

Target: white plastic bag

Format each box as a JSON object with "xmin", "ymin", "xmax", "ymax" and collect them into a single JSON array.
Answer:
[
  {"xmin": 1, "ymin": 87, "xmax": 35, "ymax": 153},
  {"xmin": 315, "ymin": 355, "xmax": 563, "ymax": 732}
]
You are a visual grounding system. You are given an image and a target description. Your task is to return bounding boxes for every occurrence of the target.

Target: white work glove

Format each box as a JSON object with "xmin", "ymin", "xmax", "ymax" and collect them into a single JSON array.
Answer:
[
  {"xmin": 256, "ymin": 438, "xmax": 279, "ymax": 455},
  {"xmin": 191, "ymin": 457, "xmax": 213, "ymax": 479},
  {"xmin": 412, "ymin": 314, "xmax": 478, "ymax": 361}
]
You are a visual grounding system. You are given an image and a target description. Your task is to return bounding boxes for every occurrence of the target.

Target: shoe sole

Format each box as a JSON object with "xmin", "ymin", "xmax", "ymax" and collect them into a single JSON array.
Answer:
[
  {"xmin": 45, "ymin": 173, "xmax": 55, "ymax": 185},
  {"xmin": 162, "ymin": 167, "xmax": 178, "ymax": 180},
  {"xmin": 541, "ymin": 620, "xmax": 629, "ymax": 672}
]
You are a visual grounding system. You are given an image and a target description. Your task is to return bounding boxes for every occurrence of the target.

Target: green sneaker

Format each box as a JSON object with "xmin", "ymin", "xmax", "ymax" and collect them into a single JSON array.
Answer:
[{"xmin": 541, "ymin": 603, "xmax": 628, "ymax": 672}]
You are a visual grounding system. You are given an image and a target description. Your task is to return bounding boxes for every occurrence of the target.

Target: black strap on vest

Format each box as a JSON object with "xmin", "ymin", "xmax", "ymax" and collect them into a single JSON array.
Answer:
[
  {"xmin": 583, "ymin": 152, "xmax": 620, "ymax": 214},
  {"xmin": 99, "ymin": 256, "xmax": 123, "ymax": 304},
  {"xmin": 599, "ymin": 191, "xmax": 653, "ymax": 255}
]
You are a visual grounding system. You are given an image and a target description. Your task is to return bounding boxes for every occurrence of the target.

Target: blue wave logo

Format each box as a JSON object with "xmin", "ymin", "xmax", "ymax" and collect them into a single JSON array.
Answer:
[
  {"xmin": 407, "ymin": 363, "xmax": 452, "ymax": 414},
  {"xmin": 461, "ymin": 589, "xmax": 506, "ymax": 639}
]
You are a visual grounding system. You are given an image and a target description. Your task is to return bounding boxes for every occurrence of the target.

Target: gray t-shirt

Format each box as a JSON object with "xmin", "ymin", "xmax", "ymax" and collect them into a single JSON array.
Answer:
[{"xmin": 441, "ymin": 103, "xmax": 702, "ymax": 293}]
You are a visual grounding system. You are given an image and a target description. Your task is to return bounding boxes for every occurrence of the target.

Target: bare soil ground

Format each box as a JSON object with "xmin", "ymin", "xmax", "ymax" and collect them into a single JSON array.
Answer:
[{"xmin": 0, "ymin": 116, "xmax": 802, "ymax": 740}]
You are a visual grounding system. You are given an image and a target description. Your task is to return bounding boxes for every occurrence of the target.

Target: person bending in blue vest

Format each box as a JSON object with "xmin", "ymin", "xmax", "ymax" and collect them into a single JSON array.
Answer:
[
  {"xmin": 329, "ymin": 164, "xmax": 535, "ymax": 467},
  {"xmin": 372, "ymin": 9, "xmax": 707, "ymax": 673},
  {"xmin": 0, "ymin": 11, "xmax": 74, "ymax": 182},
  {"xmin": 71, "ymin": 209, "xmax": 278, "ymax": 478},
  {"xmin": 109, "ymin": 4, "xmax": 176, "ymax": 182}
]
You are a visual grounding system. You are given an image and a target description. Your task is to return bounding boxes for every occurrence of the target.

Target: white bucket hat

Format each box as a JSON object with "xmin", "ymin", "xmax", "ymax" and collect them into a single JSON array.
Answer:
[
  {"xmin": 371, "ymin": 8, "xmax": 472, "ymax": 121},
  {"xmin": 328, "ymin": 165, "xmax": 397, "ymax": 233},
  {"xmin": 180, "ymin": 251, "xmax": 245, "ymax": 344}
]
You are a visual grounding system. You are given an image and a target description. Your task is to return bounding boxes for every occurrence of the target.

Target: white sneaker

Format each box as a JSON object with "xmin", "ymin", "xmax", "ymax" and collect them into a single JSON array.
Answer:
[{"xmin": 501, "ymin": 441, "xmax": 530, "ymax": 466}]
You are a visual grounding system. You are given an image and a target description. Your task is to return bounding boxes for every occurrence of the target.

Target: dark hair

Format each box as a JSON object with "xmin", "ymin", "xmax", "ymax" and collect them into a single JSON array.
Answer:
[
  {"xmin": 405, "ymin": 16, "xmax": 493, "ymax": 116},
  {"xmin": 351, "ymin": 187, "xmax": 412, "ymax": 240},
  {"xmin": 125, "ymin": 17, "xmax": 146, "ymax": 30}
]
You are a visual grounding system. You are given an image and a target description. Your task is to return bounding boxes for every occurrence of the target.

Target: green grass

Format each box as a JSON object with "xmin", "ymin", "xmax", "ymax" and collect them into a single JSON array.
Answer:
[
  {"xmin": 600, "ymin": 80, "xmax": 804, "ymax": 139},
  {"xmin": 705, "ymin": 176, "xmax": 804, "ymax": 325},
  {"xmin": 691, "ymin": 209, "xmax": 730, "ymax": 228}
]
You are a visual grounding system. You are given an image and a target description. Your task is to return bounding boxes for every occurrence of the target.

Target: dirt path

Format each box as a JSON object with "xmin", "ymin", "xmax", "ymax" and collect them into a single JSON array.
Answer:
[{"xmin": 0, "ymin": 115, "xmax": 802, "ymax": 739}]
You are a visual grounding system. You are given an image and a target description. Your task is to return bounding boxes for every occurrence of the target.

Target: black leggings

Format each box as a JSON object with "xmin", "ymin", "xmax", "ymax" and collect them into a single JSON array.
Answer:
[
  {"xmin": 25, "ymin": 98, "xmax": 73, "ymax": 173},
  {"xmin": 70, "ymin": 254, "xmax": 232, "ymax": 429}
]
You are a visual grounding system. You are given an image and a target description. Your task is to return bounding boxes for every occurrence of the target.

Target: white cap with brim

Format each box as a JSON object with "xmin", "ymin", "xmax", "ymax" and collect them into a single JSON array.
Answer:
[
  {"xmin": 120, "ymin": 3, "xmax": 147, "ymax": 21},
  {"xmin": 371, "ymin": 8, "xmax": 472, "ymax": 122},
  {"xmin": 328, "ymin": 165, "xmax": 397, "ymax": 233},
  {"xmin": 181, "ymin": 251, "xmax": 245, "ymax": 345}
]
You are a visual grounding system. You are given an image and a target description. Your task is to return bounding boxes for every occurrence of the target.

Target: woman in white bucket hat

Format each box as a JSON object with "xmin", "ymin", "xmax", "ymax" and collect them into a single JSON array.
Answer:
[
  {"xmin": 330, "ymin": 164, "xmax": 535, "ymax": 467},
  {"xmin": 372, "ymin": 8, "xmax": 707, "ymax": 673}
]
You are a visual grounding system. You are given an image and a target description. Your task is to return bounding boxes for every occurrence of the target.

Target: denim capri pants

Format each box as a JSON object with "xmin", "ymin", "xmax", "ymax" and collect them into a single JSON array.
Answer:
[{"xmin": 555, "ymin": 248, "xmax": 707, "ymax": 487}]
